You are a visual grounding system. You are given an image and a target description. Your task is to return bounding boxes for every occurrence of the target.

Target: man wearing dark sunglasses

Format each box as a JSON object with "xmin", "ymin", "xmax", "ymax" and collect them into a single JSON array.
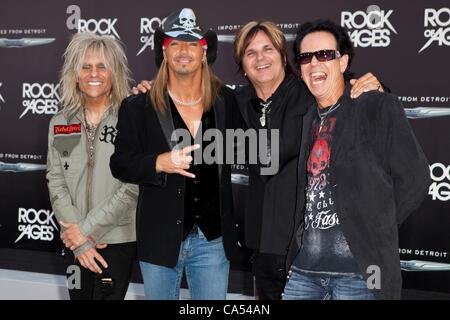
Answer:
[
  {"xmin": 297, "ymin": 49, "xmax": 341, "ymax": 65},
  {"xmin": 283, "ymin": 19, "xmax": 430, "ymax": 300}
]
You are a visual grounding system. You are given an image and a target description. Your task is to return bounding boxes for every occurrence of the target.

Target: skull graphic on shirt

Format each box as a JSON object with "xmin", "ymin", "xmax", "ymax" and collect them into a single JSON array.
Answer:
[{"xmin": 307, "ymin": 139, "xmax": 330, "ymax": 176}]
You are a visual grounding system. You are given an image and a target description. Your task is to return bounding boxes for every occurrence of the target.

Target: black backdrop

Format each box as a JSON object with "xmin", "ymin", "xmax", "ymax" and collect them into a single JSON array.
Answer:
[{"xmin": 1, "ymin": 0, "xmax": 449, "ymax": 293}]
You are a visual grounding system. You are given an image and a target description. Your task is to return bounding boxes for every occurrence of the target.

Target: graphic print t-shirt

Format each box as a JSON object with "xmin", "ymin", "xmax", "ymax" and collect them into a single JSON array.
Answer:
[{"xmin": 294, "ymin": 106, "xmax": 360, "ymax": 275}]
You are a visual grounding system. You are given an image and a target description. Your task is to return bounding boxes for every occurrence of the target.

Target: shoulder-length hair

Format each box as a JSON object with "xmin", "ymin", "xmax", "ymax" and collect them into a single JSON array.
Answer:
[
  {"xmin": 234, "ymin": 21, "xmax": 296, "ymax": 77},
  {"xmin": 149, "ymin": 57, "xmax": 222, "ymax": 114},
  {"xmin": 59, "ymin": 32, "xmax": 132, "ymax": 119}
]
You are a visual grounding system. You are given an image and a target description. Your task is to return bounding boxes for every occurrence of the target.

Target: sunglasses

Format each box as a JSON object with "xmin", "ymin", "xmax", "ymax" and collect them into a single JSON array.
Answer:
[{"xmin": 296, "ymin": 50, "xmax": 341, "ymax": 65}]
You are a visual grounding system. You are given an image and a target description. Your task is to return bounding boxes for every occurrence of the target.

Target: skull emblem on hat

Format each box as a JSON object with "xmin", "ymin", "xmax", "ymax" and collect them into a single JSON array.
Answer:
[
  {"xmin": 173, "ymin": 8, "xmax": 201, "ymax": 33},
  {"xmin": 155, "ymin": 8, "xmax": 218, "ymax": 66},
  {"xmin": 179, "ymin": 9, "xmax": 196, "ymax": 30}
]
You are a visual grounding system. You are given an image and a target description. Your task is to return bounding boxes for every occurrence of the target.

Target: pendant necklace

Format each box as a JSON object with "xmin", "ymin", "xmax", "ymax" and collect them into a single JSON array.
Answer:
[
  {"xmin": 259, "ymin": 100, "xmax": 272, "ymax": 127},
  {"xmin": 318, "ymin": 102, "xmax": 340, "ymax": 132}
]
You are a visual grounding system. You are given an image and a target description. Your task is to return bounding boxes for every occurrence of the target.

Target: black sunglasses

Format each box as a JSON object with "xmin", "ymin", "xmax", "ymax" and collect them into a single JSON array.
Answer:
[{"xmin": 296, "ymin": 50, "xmax": 341, "ymax": 65}]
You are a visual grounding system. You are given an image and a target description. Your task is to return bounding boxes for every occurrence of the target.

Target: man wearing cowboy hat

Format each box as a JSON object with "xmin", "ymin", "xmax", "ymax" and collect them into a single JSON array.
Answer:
[{"xmin": 110, "ymin": 8, "xmax": 241, "ymax": 300}]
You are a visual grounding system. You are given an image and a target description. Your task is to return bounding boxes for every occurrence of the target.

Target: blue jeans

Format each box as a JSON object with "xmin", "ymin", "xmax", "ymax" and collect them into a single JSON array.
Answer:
[
  {"xmin": 282, "ymin": 266, "xmax": 375, "ymax": 300},
  {"xmin": 139, "ymin": 228, "xmax": 229, "ymax": 300}
]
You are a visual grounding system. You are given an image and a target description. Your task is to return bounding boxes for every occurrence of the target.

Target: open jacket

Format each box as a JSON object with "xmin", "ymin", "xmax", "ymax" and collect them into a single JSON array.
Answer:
[
  {"xmin": 286, "ymin": 87, "xmax": 430, "ymax": 299},
  {"xmin": 235, "ymin": 74, "xmax": 312, "ymax": 255},
  {"xmin": 46, "ymin": 108, "xmax": 138, "ymax": 257},
  {"xmin": 110, "ymin": 87, "xmax": 242, "ymax": 268}
]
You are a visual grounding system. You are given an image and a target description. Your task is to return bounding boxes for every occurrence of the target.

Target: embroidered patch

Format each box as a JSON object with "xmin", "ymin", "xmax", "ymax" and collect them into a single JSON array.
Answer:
[{"xmin": 54, "ymin": 124, "xmax": 81, "ymax": 135}]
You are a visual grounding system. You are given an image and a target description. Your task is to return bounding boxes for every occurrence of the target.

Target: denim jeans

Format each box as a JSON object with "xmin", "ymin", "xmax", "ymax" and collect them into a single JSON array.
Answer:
[
  {"xmin": 282, "ymin": 266, "xmax": 375, "ymax": 300},
  {"xmin": 139, "ymin": 228, "xmax": 230, "ymax": 300}
]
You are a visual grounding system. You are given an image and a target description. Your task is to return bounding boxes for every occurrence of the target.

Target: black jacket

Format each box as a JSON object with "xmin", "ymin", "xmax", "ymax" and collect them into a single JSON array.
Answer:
[
  {"xmin": 110, "ymin": 86, "xmax": 241, "ymax": 267},
  {"xmin": 235, "ymin": 74, "xmax": 313, "ymax": 255},
  {"xmin": 287, "ymin": 87, "xmax": 430, "ymax": 299}
]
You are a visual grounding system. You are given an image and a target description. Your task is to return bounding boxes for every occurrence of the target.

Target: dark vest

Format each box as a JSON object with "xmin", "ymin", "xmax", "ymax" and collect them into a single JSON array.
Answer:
[{"xmin": 170, "ymin": 100, "xmax": 221, "ymax": 241}]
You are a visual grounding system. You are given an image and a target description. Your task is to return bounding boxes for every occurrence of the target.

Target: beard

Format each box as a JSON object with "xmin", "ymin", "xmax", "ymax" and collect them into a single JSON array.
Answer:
[{"xmin": 174, "ymin": 65, "xmax": 191, "ymax": 75}]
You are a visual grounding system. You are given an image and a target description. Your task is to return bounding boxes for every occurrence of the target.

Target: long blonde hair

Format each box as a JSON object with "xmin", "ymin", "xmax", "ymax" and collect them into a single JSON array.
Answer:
[
  {"xmin": 59, "ymin": 32, "xmax": 132, "ymax": 119},
  {"xmin": 149, "ymin": 58, "xmax": 222, "ymax": 114}
]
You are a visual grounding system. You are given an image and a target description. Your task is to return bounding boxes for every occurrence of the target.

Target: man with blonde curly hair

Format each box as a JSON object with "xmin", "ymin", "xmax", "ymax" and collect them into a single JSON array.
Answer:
[{"xmin": 47, "ymin": 32, "xmax": 138, "ymax": 300}]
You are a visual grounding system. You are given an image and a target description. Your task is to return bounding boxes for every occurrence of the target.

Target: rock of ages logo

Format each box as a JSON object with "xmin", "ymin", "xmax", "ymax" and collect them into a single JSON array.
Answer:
[
  {"xmin": 419, "ymin": 7, "xmax": 450, "ymax": 53},
  {"xmin": 66, "ymin": 5, "xmax": 120, "ymax": 39},
  {"xmin": 137, "ymin": 16, "xmax": 167, "ymax": 56},
  {"xmin": 20, "ymin": 83, "xmax": 60, "ymax": 118},
  {"xmin": 429, "ymin": 163, "xmax": 450, "ymax": 201},
  {"xmin": 15, "ymin": 208, "xmax": 59, "ymax": 243},
  {"xmin": 341, "ymin": 5, "xmax": 397, "ymax": 47}
]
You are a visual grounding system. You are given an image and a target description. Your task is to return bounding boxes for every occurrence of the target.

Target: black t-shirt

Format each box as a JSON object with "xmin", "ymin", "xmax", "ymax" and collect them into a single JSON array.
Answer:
[{"xmin": 294, "ymin": 104, "xmax": 360, "ymax": 275}]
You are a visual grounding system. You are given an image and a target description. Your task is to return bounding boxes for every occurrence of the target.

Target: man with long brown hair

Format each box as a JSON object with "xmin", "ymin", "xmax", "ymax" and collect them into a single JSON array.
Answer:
[{"xmin": 110, "ymin": 8, "xmax": 240, "ymax": 300}]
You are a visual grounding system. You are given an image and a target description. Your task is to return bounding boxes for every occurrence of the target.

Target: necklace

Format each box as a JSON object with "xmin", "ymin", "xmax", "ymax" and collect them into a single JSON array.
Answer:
[
  {"xmin": 317, "ymin": 102, "xmax": 341, "ymax": 132},
  {"xmin": 259, "ymin": 100, "xmax": 272, "ymax": 127},
  {"xmin": 167, "ymin": 88, "xmax": 202, "ymax": 107},
  {"xmin": 83, "ymin": 108, "xmax": 100, "ymax": 167}
]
